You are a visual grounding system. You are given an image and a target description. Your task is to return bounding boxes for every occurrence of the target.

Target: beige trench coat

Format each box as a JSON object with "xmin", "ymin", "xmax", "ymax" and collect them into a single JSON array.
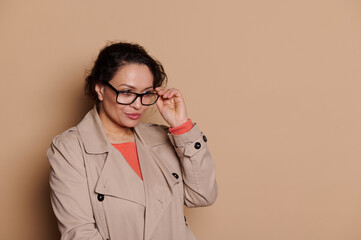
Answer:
[{"xmin": 47, "ymin": 107, "xmax": 217, "ymax": 240}]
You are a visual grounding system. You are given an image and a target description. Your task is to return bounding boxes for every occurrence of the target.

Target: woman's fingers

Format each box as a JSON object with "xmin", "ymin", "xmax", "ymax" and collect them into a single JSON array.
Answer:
[
  {"xmin": 155, "ymin": 96, "xmax": 164, "ymax": 109},
  {"xmin": 156, "ymin": 87, "xmax": 181, "ymax": 100},
  {"xmin": 163, "ymin": 89, "xmax": 174, "ymax": 99},
  {"xmin": 155, "ymin": 87, "xmax": 188, "ymax": 127},
  {"xmin": 155, "ymin": 87, "xmax": 167, "ymax": 95},
  {"xmin": 155, "ymin": 87, "xmax": 165, "ymax": 95}
]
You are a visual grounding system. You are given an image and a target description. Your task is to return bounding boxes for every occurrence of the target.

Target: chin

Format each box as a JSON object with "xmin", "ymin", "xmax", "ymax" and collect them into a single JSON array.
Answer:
[{"xmin": 119, "ymin": 119, "xmax": 141, "ymax": 128}]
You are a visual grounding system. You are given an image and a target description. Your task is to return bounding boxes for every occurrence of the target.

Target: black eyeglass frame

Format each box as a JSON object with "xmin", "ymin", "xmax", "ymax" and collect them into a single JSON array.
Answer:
[{"xmin": 102, "ymin": 81, "xmax": 159, "ymax": 106}]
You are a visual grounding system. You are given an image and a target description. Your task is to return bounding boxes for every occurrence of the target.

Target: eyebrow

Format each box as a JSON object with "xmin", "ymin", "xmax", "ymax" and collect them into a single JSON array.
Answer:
[{"xmin": 116, "ymin": 84, "xmax": 154, "ymax": 91}]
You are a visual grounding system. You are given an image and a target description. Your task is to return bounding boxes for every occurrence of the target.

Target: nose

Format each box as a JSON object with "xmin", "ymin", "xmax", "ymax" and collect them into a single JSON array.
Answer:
[{"xmin": 130, "ymin": 95, "xmax": 142, "ymax": 110}]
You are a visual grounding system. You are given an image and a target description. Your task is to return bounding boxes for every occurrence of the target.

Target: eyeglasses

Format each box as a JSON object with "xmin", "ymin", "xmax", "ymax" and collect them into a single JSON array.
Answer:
[{"xmin": 103, "ymin": 81, "xmax": 159, "ymax": 106}]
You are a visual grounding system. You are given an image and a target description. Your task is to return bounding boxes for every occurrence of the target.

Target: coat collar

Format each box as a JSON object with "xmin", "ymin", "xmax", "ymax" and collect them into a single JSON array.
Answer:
[
  {"xmin": 77, "ymin": 106, "xmax": 111, "ymax": 154},
  {"xmin": 76, "ymin": 106, "xmax": 168, "ymax": 154}
]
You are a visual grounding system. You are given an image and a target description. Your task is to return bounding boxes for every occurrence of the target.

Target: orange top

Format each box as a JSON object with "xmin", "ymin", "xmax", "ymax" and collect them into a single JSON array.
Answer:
[
  {"xmin": 112, "ymin": 142, "xmax": 142, "ymax": 179},
  {"xmin": 168, "ymin": 119, "xmax": 193, "ymax": 135},
  {"xmin": 112, "ymin": 119, "xmax": 193, "ymax": 180}
]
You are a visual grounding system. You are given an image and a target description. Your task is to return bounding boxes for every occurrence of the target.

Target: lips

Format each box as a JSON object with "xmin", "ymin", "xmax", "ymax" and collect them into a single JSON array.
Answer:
[{"xmin": 125, "ymin": 113, "xmax": 141, "ymax": 120}]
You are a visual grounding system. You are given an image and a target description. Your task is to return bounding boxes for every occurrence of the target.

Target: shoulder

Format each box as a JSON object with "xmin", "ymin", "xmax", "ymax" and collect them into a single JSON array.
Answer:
[
  {"xmin": 51, "ymin": 127, "xmax": 81, "ymax": 148},
  {"xmin": 137, "ymin": 122, "xmax": 169, "ymax": 132},
  {"xmin": 47, "ymin": 127, "xmax": 84, "ymax": 162},
  {"xmin": 47, "ymin": 127, "xmax": 89, "ymax": 179},
  {"xmin": 135, "ymin": 122, "xmax": 170, "ymax": 146}
]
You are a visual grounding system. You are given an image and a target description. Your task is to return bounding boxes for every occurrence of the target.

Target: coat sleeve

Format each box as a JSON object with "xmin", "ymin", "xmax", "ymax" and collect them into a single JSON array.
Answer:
[
  {"xmin": 47, "ymin": 130, "xmax": 104, "ymax": 240},
  {"xmin": 167, "ymin": 124, "xmax": 218, "ymax": 207}
]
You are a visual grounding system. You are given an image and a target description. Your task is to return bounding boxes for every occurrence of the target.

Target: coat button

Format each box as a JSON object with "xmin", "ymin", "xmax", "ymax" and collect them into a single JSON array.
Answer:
[
  {"xmin": 194, "ymin": 142, "xmax": 201, "ymax": 149},
  {"xmin": 203, "ymin": 135, "xmax": 208, "ymax": 142},
  {"xmin": 97, "ymin": 194, "xmax": 104, "ymax": 202},
  {"xmin": 172, "ymin": 173, "xmax": 179, "ymax": 179}
]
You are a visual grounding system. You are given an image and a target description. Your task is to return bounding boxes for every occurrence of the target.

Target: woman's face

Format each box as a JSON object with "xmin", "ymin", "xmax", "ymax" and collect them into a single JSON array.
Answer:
[{"xmin": 95, "ymin": 63, "xmax": 154, "ymax": 129}]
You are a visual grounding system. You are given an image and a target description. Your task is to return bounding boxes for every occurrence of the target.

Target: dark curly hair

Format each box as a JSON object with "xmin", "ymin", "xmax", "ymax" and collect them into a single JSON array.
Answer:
[{"xmin": 85, "ymin": 42, "xmax": 167, "ymax": 102}]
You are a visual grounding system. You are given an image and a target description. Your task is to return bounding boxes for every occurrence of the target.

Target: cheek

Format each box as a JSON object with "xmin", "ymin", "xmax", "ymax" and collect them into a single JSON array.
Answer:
[
  {"xmin": 103, "ymin": 94, "xmax": 125, "ymax": 112},
  {"xmin": 103, "ymin": 91, "xmax": 115, "ymax": 104},
  {"xmin": 139, "ymin": 106, "xmax": 150, "ymax": 114},
  {"xmin": 113, "ymin": 104, "xmax": 129, "ymax": 114}
]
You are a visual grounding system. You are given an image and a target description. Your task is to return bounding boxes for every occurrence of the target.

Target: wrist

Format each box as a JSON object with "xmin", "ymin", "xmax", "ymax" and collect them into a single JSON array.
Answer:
[
  {"xmin": 169, "ymin": 118, "xmax": 189, "ymax": 128},
  {"xmin": 169, "ymin": 119, "xmax": 193, "ymax": 135}
]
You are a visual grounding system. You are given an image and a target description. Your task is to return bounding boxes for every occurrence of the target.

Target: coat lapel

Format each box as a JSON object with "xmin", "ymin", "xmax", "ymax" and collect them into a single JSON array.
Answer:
[
  {"xmin": 94, "ymin": 148, "xmax": 145, "ymax": 206},
  {"xmin": 77, "ymin": 107, "xmax": 145, "ymax": 206},
  {"xmin": 134, "ymin": 124, "xmax": 181, "ymax": 240}
]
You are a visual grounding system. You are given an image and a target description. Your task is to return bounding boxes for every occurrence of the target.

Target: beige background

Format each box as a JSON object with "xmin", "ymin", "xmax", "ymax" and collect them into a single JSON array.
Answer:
[{"xmin": 1, "ymin": 0, "xmax": 361, "ymax": 239}]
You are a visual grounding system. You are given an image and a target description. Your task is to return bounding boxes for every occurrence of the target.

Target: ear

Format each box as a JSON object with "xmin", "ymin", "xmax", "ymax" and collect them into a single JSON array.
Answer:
[{"xmin": 95, "ymin": 83, "xmax": 105, "ymax": 101}]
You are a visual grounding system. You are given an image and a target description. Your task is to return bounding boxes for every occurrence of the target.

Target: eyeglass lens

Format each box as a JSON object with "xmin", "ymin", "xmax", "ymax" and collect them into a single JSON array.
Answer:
[{"xmin": 117, "ymin": 92, "xmax": 158, "ymax": 105}]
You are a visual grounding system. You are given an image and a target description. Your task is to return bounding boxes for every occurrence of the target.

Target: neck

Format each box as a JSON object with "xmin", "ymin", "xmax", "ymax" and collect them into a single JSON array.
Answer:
[{"xmin": 98, "ymin": 107, "xmax": 135, "ymax": 144}]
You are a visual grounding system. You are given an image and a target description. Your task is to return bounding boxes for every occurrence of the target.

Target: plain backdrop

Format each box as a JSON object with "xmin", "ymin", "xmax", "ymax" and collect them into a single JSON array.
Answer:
[{"xmin": 1, "ymin": 0, "xmax": 361, "ymax": 239}]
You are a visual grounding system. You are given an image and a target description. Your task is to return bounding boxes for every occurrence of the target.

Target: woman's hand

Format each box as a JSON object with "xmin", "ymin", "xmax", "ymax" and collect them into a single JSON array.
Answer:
[{"xmin": 155, "ymin": 87, "xmax": 188, "ymax": 128}]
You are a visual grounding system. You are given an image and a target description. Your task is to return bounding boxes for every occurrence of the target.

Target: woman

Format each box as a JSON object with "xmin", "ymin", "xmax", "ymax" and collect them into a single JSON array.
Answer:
[{"xmin": 47, "ymin": 42, "xmax": 217, "ymax": 240}]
